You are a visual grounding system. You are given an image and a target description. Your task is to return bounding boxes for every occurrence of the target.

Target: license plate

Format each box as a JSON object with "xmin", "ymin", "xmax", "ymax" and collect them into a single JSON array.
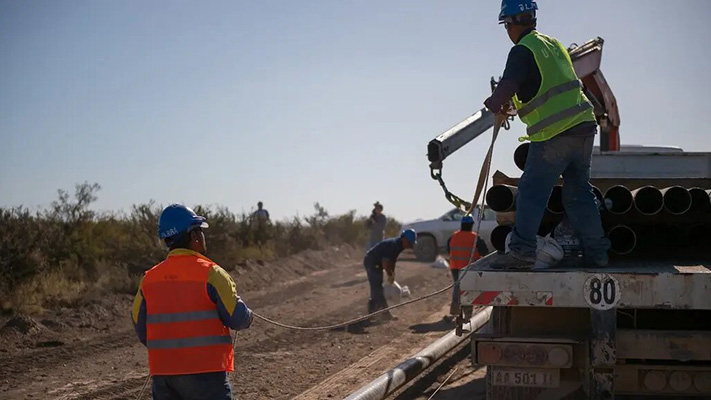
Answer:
[{"xmin": 490, "ymin": 367, "xmax": 560, "ymax": 388}]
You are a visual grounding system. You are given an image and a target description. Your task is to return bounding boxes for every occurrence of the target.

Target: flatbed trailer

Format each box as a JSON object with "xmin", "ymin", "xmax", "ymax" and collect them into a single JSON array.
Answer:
[{"xmin": 460, "ymin": 255, "xmax": 711, "ymax": 399}]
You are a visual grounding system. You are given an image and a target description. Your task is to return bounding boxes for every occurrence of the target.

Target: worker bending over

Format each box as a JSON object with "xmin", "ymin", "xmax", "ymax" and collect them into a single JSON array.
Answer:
[
  {"xmin": 484, "ymin": 0, "xmax": 610, "ymax": 269},
  {"xmin": 132, "ymin": 204, "xmax": 253, "ymax": 400},
  {"xmin": 447, "ymin": 215, "xmax": 488, "ymax": 315},
  {"xmin": 363, "ymin": 229, "xmax": 417, "ymax": 319}
]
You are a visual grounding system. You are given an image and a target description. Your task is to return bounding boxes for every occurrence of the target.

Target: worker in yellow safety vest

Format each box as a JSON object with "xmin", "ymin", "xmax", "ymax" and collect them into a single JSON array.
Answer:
[{"xmin": 484, "ymin": 0, "xmax": 610, "ymax": 270}]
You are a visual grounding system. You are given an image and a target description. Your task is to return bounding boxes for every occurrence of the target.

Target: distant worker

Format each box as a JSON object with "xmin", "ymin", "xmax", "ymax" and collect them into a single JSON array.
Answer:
[
  {"xmin": 132, "ymin": 204, "xmax": 253, "ymax": 400},
  {"xmin": 447, "ymin": 215, "xmax": 489, "ymax": 316},
  {"xmin": 484, "ymin": 0, "xmax": 610, "ymax": 269},
  {"xmin": 251, "ymin": 201, "xmax": 271, "ymax": 246},
  {"xmin": 365, "ymin": 201, "xmax": 387, "ymax": 251},
  {"xmin": 252, "ymin": 201, "xmax": 270, "ymax": 222},
  {"xmin": 363, "ymin": 229, "xmax": 417, "ymax": 319}
]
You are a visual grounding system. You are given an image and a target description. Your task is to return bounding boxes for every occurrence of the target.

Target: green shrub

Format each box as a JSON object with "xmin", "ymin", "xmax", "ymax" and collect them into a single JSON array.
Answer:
[{"xmin": 0, "ymin": 184, "xmax": 401, "ymax": 313}]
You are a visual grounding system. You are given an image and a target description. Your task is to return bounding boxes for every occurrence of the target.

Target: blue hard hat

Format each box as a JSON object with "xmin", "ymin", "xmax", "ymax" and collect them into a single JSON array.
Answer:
[
  {"xmin": 400, "ymin": 229, "xmax": 417, "ymax": 245},
  {"xmin": 461, "ymin": 215, "xmax": 474, "ymax": 225},
  {"xmin": 158, "ymin": 204, "xmax": 209, "ymax": 240},
  {"xmin": 499, "ymin": 0, "xmax": 537, "ymax": 23}
]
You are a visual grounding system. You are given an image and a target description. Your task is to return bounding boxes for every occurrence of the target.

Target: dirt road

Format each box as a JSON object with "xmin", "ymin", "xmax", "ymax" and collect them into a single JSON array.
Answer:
[{"xmin": 0, "ymin": 246, "xmax": 464, "ymax": 400}]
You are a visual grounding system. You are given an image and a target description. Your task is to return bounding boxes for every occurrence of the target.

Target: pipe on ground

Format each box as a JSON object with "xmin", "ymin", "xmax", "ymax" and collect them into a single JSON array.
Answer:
[
  {"xmin": 608, "ymin": 225, "xmax": 636, "ymax": 255},
  {"xmin": 344, "ymin": 307, "xmax": 493, "ymax": 400},
  {"xmin": 514, "ymin": 142, "xmax": 530, "ymax": 171},
  {"xmin": 661, "ymin": 186, "xmax": 692, "ymax": 215},
  {"xmin": 547, "ymin": 185, "xmax": 564, "ymax": 214},
  {"xmin": 632, "ymin": 186, "xmax": 664, "ymax": 215},
  {"xmin": 688, "ymin": 187, "xmax": 711, "ymax": 213},
  {"xmin": 486, "ymin": 185, "xmax": 518, "ymax": 212},
  {"xmin": 603, "ymin": 185, "xmax": 633, "ymax": 214},
  {"xmin": 491, "ymin": 225, "xmax": 513, "ymax": 253}
]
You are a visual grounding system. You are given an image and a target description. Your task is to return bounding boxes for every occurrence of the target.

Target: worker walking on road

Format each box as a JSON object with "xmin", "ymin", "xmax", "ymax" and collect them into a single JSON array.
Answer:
[
  {"xmin": 363, "ymin": 229, "xmax": 417, "ymax": 319},
  {"xmin": 365, "ymin": 201, "xmax": 387, "ymax": 251},
  {"xmin": 484, "ymin": 0, "xmax": 610, "ymax": 269},
  {"xmin": 447, "ymin": 215, "xmax": 489, "ymax": 315},
  {"xmin": 131, "ymin": 204, "xmax": 253, "ymax": 400}
]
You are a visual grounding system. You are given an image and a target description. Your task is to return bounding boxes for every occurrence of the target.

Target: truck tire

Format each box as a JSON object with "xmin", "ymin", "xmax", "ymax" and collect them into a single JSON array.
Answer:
[{"xmin": 414, "ymin": 235, "xmax": 437, "ymax": 262}]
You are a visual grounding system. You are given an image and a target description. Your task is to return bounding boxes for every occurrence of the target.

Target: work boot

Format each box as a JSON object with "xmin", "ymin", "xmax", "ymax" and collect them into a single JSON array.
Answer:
[{"xmin": 491, "ymin": 252, "xmax": 536, "ymax": 270}]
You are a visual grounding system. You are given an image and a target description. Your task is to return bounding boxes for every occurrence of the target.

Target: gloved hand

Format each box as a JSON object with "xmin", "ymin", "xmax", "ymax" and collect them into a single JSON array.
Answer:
[{"xmin": 387, "ymin": 273, "xmax": 395, "ymax": 285}]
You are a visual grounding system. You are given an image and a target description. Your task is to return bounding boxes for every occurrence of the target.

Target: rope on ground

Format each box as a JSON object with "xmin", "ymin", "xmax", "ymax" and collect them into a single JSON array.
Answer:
[
  {"xmin": 135, "ymin": 374, "xmax": 150, "ymax": 400},
  {"xmin": 251, "ymin": 283, "xmax": 453, "ymax": 331},
  {"xmin": 427, "ymin": 367, "xmax": 458, "ymax": 400}
]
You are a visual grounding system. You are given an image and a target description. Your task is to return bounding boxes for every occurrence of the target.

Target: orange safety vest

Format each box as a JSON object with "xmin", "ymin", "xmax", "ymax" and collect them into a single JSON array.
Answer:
[
  {"xmin": 142, "ymin": 251, "xmax": 233, "ymax": 375},
  {"xmin": 449, "ymin": 231, "xmax": 481, "ymax": 270}
]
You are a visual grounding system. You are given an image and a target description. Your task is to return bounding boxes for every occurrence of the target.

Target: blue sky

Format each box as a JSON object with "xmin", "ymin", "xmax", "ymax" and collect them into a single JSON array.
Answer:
[{"xmin": 1, "ymin": 1, "xmax": 710, "ymax": 223}]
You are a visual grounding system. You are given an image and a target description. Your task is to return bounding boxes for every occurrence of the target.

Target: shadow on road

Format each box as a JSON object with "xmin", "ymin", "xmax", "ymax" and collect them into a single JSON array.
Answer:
[
  {"xmin": 330, "ymin": 277, "xmax": 368, "ymax": 288},
  {"xmin": 409, "ymin": 318, "xmax": 454, "ymax": 334}
]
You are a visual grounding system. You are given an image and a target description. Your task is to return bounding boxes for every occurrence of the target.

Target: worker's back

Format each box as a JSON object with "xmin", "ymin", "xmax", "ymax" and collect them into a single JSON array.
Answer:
[
  {"xmin": 142, "ymin": 250, "xmax": 233, "ymax": 375},
  {"xmin": 449, "ymin": 230, "xmax": 481, "ymax": 270}
]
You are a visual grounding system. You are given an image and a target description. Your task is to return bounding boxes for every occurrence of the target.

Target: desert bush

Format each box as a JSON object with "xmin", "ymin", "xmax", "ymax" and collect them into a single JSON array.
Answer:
[{"xmin": 0, "ymin": 184, "xmax": 401, "ymax": 313}]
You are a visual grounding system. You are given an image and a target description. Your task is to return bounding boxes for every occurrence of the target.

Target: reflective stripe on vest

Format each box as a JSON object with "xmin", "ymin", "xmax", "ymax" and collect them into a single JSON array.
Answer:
[
  {"xmin": 512, "ymin": 31, "xmax": 596, "ymax": 142},
  {"xmin": 142, "ymin": 250, "xmax": 234, "ymax": 375},
  {"xmin": 147, "ymin": 335, "xmax": 232, "ymax": 349},
  {"xmin": 449, "ymin": 231, "xmax": 481, "ymax": 270}
]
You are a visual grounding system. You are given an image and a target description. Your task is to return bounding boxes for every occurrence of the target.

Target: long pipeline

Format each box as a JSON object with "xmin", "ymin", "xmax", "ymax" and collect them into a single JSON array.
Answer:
[{"xmin": 344, "ymin": 307, "xmax": 493, "ymax": 400}]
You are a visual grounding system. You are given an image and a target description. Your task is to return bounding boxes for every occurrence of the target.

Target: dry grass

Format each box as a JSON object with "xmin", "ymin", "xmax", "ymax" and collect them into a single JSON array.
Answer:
[{"xmin": 0, "ymin": 183, "xmax": 401, "ymax": 315}]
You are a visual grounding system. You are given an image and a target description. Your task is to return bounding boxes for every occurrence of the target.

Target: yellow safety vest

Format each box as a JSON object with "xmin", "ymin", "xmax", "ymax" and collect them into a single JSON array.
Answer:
[{"xmin": 512, "ymin": 31, "xmax": 596, "ymax": 142}]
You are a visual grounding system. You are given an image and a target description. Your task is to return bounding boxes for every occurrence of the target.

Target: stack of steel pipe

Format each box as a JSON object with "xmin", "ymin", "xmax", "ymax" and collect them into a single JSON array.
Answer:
[{"xmin": 487, "ymin": 147, "xmax": 711, "ymax": 258}]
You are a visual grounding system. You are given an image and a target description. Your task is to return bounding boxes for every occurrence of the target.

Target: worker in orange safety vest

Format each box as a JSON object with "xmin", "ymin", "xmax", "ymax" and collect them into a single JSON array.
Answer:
[
  {"xmin": 447, "ymin": 215, "xmax": 489, "ymax": 316},
  {"xmin": 131, "ymin": 204, "xmax": 253, "ymax": 400}
]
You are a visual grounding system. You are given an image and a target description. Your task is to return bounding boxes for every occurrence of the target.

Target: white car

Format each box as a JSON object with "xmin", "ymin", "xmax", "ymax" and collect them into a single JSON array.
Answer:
[{"xmin": 401, "ymin": 206, "xmax": 497, "ymax": 262}]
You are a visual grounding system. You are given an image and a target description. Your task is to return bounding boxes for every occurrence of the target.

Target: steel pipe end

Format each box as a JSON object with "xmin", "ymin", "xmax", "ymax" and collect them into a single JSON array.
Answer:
[
  {"xmin": 633, "ymin": 186, "xmax": 664, "ymax": 216},
  {"xmin": 486, "ymin": 185, "xmax": 517, "ymax": 212},
  {"xmin": 603, "ymin": 185, "xmax": 633, "ymax": 214},
  {"xmin": 661, "ymin": 186, "xmax": 692, "ymax": 215},
  {"xmin": 608, "ymin": 225, "xmax": 636, "ymax": 255}
]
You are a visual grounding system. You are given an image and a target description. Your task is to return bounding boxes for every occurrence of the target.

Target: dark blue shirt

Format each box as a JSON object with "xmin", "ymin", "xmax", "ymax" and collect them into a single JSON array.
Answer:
[{"xmin": 364, "ymin": 237, "xmax": 404, "ymax": 267}]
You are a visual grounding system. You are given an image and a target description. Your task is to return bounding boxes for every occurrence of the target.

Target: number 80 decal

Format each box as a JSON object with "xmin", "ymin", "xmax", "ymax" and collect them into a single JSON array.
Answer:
[{"xmin": 583, "ymin": 274, "xmax": 621, "ymax": 310}]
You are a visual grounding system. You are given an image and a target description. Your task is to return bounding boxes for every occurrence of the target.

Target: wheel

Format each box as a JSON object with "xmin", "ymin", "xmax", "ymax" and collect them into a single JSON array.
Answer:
[{"xmin": 414, "ymin": 235, "xmax": 437, "ymax": 262}]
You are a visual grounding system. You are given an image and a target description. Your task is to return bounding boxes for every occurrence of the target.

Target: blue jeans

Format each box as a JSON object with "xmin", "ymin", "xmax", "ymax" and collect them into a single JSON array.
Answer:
[
  {"xmin": 152, "ymin": 371, "xmax": 232, "ymax": 400},
  {"xmin": 364, "ymin": 260, "xmax": 387, "ymax": 312},
  {"xmin": 510, "ymin": 133, "xmax": 610, "ymax": 261}
]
